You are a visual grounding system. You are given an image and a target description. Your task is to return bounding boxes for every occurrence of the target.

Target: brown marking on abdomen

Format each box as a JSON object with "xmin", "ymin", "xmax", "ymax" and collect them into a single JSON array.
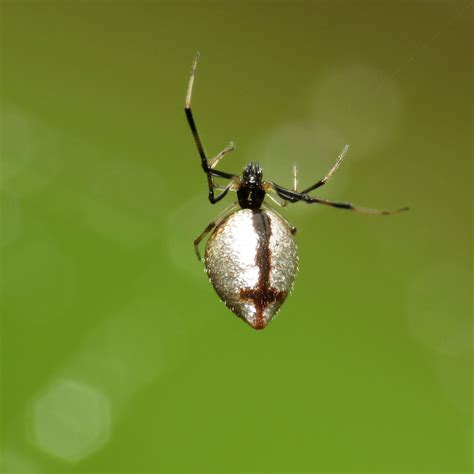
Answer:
[{"xmin": 239, "ymin": 210, "xmax": 287, "ymax": 329}]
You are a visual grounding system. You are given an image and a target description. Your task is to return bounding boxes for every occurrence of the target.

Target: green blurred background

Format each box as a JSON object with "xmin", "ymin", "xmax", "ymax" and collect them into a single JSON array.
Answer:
[{"xmin": 1, "ymin": 1, "xmax": 472, "ymax": 472}]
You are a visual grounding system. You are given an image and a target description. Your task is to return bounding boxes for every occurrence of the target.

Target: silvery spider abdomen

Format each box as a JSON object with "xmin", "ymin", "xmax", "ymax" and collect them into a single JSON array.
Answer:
[{"xmin": 205, "ymin": 208, "xmax": 298, "ymax": 329}]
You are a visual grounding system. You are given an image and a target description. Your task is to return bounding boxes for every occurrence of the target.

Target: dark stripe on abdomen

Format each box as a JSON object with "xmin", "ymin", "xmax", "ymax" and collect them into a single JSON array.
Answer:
[{"xmin": 239, "ymin": 210, "xmax": 285, "ymax": 329}]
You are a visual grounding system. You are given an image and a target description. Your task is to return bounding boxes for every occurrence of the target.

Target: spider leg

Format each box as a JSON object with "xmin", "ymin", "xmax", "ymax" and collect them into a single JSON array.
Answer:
[
  {"xmin": 292, "ymin": 163, "xmax": 298, "ymax": 192},
  {"xmin": 308, "ymin": 198, "xmax": 409, "ymax": 215},
  {"xmin": 208, "ymin": 142, "xmax": 237, "ymax": 191},
  {"xmin": 208, "ymin": 180, "xmax": 236, "ymax": 205},
  {"xmin": 262, "ymin": 165, "xmax": 300, "ymax": 208},
  {"xmin": 210, "ymin": 142, "xmax": 236, "ymax": 169},
  {"xmin": 273, "ymin": 163, "xmax": 298, "ymax": 208},
  {"xmin": 263, "ymin": 182, "xmax": 289, "ymax": 207},
  {"xmin": 185, "ymin": 52, "xmax": 238, "ymax": 204},
  {"xmin": 266, "ymin": 191, "xmax": 287, "ymax": 208},
  {"xmin": 194, "ymin": 203, "xmax": 239, "ymax": 261},
  {"xmin": 214, "ymin": 180, "xmax": 240, "ymax": 192},
  {"xmin": 270, "ymin": 182, "xmax": 409, "ymax": 215},
  {"xmin": 301, "ymin": 144, "xmax": 350, "ymax": 194},
  {"xmin": 262, "ymin": 184, "xmax": 297, "ymax": 234}
]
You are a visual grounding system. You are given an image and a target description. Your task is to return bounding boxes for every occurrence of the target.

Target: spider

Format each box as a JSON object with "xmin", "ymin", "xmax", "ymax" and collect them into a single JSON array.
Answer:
[{"xmin": 185, "ymin": 53, "xmax": 408, "ymax": 330}]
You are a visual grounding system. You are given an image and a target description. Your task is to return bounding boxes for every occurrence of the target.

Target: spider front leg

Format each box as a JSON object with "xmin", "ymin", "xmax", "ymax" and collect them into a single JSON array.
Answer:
[
  {"xmin": 262, "ymin": 164, "xmax": 298, "ymax": 210},
  {"xmin": 270, "ymin": 182, "xmax": 409, "ymax": 215},
  {"xmin": 277, "ymin": 144, "xmax": 349, "ymax": 204},
  {"xmin": 208, "ymin": 142, "xmax": 237, "ymax": 193},
  {"xmin": 209, "ymin": 142, "xmax": 236, "ymax": 170},
  {"xmin": 292, "ymin": 163, "xmax": 299, "ymax": 192},
  {"xmin": 301, "ymin": 144, "xmax": 350, "ymax": 194},
  {"xmin": 270, "ymin": 144, "xmax": 407, "ymax": 214},
  {"xmin": 185, "ymin": 52, "xmax": 238, "ymax": 204}
]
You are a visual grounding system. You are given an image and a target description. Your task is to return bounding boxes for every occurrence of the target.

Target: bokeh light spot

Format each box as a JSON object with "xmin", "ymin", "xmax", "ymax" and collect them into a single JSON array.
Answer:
[
  {"xmin": 33, "ymin": 379, "xmax": 111, "ymax": 463},
  {"xmin": 0, "ymin": 192, "xmax": 22, "ymax": 248},
  {"xmin": 0, "ymin": 450, "xmax": 39, "ymax": 473},
  {"xmin": 2, "ymin": 102, "xmax": 62, "ymax": 195},
  {"xmin": 311, "ymin": 64, "xmax": 403, "ymax": 158},
  {"xmin": 435, "ymin": 352, "xmax": 473, "ymax": 414},
  {"xmin": 3, "ymin": 235, "xmax": 78, "ymax": 323},
  {"xmin": 78, "ymin": 157, "xmax": 166, "ymax": 247},
  {"xmin": 404, "ymin": 260, "xmax": 472, "ymax": 355}
]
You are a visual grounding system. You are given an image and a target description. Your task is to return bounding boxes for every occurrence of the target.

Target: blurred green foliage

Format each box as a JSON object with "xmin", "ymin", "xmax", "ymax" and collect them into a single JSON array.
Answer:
[{"xmin": 1, "ymin": 1, "xmax": 472, "ymax": 473}]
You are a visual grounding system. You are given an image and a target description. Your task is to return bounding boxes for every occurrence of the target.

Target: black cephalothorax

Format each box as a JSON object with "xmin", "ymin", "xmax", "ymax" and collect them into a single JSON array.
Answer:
[
  {"xmin": 237, "ymin": 162, "xmax": 265, "ymax": 209},
  {"xmin": 185, "ymin": 53, "xmax": 408, "ymax": 260}
]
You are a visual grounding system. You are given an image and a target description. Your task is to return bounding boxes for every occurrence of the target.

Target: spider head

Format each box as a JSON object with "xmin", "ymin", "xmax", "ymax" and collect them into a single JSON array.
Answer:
[
  {"xmin": 242, "ymin": 162, "xmax": 263, "ymax": 187},
  {"xmin": 238, "ymin": 162, "xmax": 265, "ymax": 209}
]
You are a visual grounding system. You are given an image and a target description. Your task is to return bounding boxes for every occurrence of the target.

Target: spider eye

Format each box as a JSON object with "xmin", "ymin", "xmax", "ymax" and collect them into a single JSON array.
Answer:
[{"xmin": 243, "ymin": 162, "xmax": 263, "ymax": 185}]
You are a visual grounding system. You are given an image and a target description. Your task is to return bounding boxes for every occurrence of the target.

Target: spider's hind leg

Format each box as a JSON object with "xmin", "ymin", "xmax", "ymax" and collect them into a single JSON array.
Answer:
[{"xmin": 194, "ymin": 203, "xmax": 238, "ymax": 261}]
